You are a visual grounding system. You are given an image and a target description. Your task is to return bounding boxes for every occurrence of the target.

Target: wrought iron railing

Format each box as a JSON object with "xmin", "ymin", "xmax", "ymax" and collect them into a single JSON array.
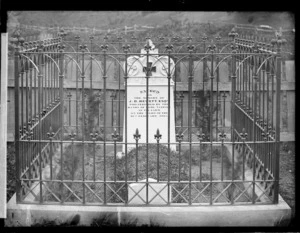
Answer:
[{"xmin": 13, "ymin": 30, "xmax": 283, "ymax": 205}]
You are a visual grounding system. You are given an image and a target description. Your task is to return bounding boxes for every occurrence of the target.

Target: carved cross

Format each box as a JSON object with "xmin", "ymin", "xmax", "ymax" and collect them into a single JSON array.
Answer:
[{"xmin": 143, "ymin": 62, "xmax": 156, "ymax": 76}]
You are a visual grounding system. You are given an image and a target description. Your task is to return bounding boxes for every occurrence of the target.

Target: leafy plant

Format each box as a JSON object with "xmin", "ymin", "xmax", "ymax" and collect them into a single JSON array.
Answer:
[{"xmin": 113, "ymin": 144, "xmax": 228, "ymax": 203}]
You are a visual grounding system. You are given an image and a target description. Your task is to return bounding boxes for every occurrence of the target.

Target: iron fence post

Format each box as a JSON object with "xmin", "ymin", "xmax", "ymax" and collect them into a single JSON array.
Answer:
[
  {"xmin": 145, "ymin": 40, "xmax": 150, "ymax": 205},
  {"xmin": 14, "ymin": 45, "xmax": 21, "ymax": 203},
  {"xmin": 58, "ymin": 43, "xmax": 65, "ymax": 203},
  {"xmin": 273, "ymin": 35, "xmax": 283, "ymax": 204},
  {"xmin": 123, "ymin": 43, "xmax": 129, "ymax": 204},
  {"xmin": 75, "ymin": 36, "xmax": 80, "ymax": 135},
  {"xmin": 166, "ymin": 43, "xmax": 173, "ymax": 205},
  {"xmin": 80, "ymin": 44, "xmax": 87, "ymax": 204},
  {"xmin": 231, "ymin": 40, "xmax": 238, "ymax": 205},
  {"xmin": 37, "ymin": 41, "xmax": 45, "ymax": 203},
  {"xmin": 251, "ymin": 41, "xmax": 258, "ymax": 204},
  {"xmin": 208, "ymin": 41, "xmax": 216, "ymax": 205},
  {"xmin": 188, "ymin": 41, "xmax": 194, "ymax": 205}
]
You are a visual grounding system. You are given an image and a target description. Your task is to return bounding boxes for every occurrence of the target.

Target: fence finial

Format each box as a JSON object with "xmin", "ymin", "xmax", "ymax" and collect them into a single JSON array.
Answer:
[
  {"xmin": 133, "ymin": 128, "xmax": 141, "ymax": 140},
  {"xmin": 240, "ymin": 128, "xmax": 248, "ymax": 141},
  {"xmin": 112, "ymin": 128, "xmax": 119, "ymax": 141},
  {"xmin": 90, "ymin": 128, "xmax": 98, "ymax": 141},
  {"xmin": 47, "ymin": 126, "xmax": 55, "ymax": 139},
  {"xmin": 154, "ymin": 129, "xmax": 162, "ymax": 141},
  {"xmin": 176, "ymin": 130, "xmax": 184, "ymax": 142}
]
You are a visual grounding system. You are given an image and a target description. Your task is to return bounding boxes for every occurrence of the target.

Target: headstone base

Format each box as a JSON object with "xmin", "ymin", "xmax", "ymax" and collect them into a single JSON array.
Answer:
[{"xmin": 128, "ymin": 178, "xmax": 171, "ymax": 205}]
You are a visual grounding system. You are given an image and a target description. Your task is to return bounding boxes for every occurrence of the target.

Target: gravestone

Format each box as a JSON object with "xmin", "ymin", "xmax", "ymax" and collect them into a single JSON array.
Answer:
[
  {"xmin": 128, "ymin": 178, "xmax": 171, "ymax": 205},
  {"xmin": 122, "ymin": 40, "xmax": 176, "ymax": 153}
]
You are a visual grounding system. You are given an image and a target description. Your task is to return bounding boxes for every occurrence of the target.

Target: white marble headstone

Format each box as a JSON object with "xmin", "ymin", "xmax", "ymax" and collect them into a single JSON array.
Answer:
[{"xmin": 122, "ymin": 41, "xmax": 176, "ymax": 152}]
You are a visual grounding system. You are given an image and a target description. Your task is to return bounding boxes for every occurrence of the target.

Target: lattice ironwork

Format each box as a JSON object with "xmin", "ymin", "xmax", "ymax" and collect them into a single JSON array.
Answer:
[{"xmin": 13, "ymin": 28, "xmax": 283, "ymax": 206}]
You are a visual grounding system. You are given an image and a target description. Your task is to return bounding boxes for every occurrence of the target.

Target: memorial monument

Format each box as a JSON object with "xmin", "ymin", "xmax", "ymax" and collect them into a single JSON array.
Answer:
[{"xmin": 122, "ymin": 40, "xmax": 176, "ymax": 153}]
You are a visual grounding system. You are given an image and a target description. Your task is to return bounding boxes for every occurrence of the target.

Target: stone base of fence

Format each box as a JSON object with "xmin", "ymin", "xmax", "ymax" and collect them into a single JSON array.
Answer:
[{"xmin": 5, "ymin": 193, "xmax": 291, "ymax": 226}]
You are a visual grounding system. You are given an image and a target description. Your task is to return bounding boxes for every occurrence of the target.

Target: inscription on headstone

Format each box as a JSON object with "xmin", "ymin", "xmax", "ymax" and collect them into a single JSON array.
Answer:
[{"xmin": 128, "ymin": 89, "xmax": 168, "ymax": 119}]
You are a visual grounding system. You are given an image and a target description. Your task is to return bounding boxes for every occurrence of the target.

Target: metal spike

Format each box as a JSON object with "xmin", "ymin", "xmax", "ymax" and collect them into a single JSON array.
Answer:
[
  {"xmin": 154, "ymin": 128, "xmax": 162, "ymax": 141},
  {"xmin": 133, "ymin": 128, "xmax": 141, "ymax": 140}
]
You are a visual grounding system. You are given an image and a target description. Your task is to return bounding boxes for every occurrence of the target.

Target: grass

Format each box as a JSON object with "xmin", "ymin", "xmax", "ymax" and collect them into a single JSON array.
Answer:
[
  {"xmin": 31, "ymin": 213, "xmax": 162, "ymax": 227},
  {"xmin": 279, "ymin": 141, "xmax": 296, "ymax": 227}
]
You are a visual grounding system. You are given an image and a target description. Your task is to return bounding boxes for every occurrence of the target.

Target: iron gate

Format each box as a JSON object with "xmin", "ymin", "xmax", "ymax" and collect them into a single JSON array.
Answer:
[{"xmin": 13, "ymin": 28, "xmax": 283, "ymax": 205}]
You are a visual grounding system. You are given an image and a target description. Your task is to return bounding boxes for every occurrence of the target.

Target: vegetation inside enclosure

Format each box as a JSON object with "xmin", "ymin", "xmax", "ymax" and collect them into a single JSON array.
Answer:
[
  {"xmin": 42, "ymin": 142, "xmax": 114, "ymax": 203},
  {"xmin": 81, "ymin": 89, "xmax": 219, "ymax": 144},
  {"xmin": 175, "ymin": 90, "xmax": 218, "ymax": 138},
  {"xmin": 84, "ymin": 91, "xmax": 103, "ymax": 139},
  {"xmin": 115, "ymin": 144, "xmax": 228, "ymax": 181},
  {"xmin": 113, "ymin": 144, "xmax": 236, "ymax": 203},
  {"xmin": 40, "ymin": 142, "xmax": 235, "ymax": 203},
  {"xmin": 67, "ymin": 90, "xmax": 122, "ymax": 141}
]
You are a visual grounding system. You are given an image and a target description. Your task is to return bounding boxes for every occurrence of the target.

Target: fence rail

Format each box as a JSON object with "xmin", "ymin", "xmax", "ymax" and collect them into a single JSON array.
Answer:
[{"xmin": 13, "ymin": 30, "xmax": 283, "ymax": 206}]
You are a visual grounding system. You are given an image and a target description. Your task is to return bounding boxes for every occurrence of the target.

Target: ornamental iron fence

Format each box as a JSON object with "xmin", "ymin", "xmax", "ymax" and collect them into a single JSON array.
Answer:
[{"xmin": 13, "ymin": 28, "xmax": 283, "ymax": 206}]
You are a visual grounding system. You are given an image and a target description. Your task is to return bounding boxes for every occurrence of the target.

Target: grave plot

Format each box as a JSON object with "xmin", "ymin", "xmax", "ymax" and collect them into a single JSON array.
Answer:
[
  {"xmin": 37, "ymin": 141, "xmax": 254, "ymax": 205},
  {"xmin": 14, "ymin": 33, "xmax": 279, "ymax": 207}
]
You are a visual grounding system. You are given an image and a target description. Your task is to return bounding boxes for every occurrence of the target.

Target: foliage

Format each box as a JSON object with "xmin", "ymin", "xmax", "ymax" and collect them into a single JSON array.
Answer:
[
  {"xmin": 194, "ymin": 90, "xmax": 218, "ymax": 136},
  {"xmin": 32, "ymin": 214, "xmax": 80, "ymax": 227},
  {"xmin": 113, "ymin": 144, "xmax": 226, "ymax": 203},
  {"xmin": 90, "ymin": 213, "xmax": 162, "ymax": 227},
  {"xmin": 84, "ymin": 91, "xmax": 103, "ymax": 140}
]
